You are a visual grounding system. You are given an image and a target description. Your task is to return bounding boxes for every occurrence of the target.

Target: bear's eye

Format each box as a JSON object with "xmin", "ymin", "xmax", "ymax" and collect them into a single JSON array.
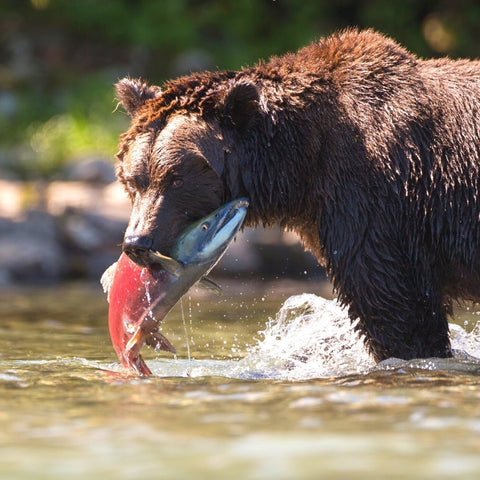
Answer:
[
  {"xmin": 171, "ymin": 176, "xmax": 184, "ymax": 188},
  {"xmin": 124, "ymin": 181, "xmax": 137, "ymax": 200}
]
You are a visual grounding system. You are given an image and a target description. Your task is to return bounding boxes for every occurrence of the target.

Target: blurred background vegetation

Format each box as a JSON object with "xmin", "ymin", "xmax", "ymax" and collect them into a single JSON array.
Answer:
[{"xmin": 0, "ymin": 0, "xmax": 479, "ymax": 181}]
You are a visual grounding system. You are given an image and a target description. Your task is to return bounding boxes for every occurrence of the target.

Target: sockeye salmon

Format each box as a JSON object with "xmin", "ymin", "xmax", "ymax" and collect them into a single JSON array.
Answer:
[{"xmin": 102, "ymin": 198, "xmax": 248, "ymax": 375}]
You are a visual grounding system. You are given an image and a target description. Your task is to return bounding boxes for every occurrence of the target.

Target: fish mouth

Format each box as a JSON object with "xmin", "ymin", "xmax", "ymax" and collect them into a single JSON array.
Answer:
[
  {"xmin": 199, "ymin": 198, "xmax": 249, "ymax": 254},
  {"xmin": 214, "ymin": 198, "xmax": 249, "ymax": 232}
]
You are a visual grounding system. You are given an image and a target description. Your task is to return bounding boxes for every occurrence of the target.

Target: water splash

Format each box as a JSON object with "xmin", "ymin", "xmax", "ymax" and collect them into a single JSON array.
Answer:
[
  {"xmin": 450, "ymin": 321, "xmax": 480, "ymax": 358},
  {"xmin": 236, "ymin": 294, "xmax": 480, "ymax": 379},
  {"xmin": 235, "ymin": 294, "xmax": 374, "ymax": 380}
]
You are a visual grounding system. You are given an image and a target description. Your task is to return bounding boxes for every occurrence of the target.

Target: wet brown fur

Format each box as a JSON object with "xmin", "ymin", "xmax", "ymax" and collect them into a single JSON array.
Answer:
[{"xmin": 115, "ymin": 29, "xmax": 480, "ymax": 361}]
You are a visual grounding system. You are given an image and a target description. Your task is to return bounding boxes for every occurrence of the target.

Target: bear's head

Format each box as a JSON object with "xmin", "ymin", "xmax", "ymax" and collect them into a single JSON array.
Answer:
[{"xmin": 115, "ymin": 76, "xmax": 261, "ymax": 265}]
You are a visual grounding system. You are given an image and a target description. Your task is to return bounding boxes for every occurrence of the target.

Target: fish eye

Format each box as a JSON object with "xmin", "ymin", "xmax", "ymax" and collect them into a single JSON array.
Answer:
[{"xmin": 201, "ymin": 223, "xmax": 209, "ymax": 231}]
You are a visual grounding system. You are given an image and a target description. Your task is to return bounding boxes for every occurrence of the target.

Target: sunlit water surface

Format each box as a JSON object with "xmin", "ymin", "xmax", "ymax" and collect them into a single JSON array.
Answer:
[{"xmin": 1, "ymin": 283, "xmax": 480, "ymax": 480}]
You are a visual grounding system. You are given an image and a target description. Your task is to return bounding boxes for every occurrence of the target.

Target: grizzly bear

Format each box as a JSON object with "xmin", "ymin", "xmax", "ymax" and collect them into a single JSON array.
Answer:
[{"xmin": 114, "ymin": 28, "xmax": 480, "ymax": 362}]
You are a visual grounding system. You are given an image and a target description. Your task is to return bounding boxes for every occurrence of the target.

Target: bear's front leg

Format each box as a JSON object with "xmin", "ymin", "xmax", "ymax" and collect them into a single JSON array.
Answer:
[
  {"xmin": 349, "ymin": 291, "xmax": 453, "ymax": 362},
  {"xmin": 326, "ymin": 237, "xmax": 452, "ymax": 361}
]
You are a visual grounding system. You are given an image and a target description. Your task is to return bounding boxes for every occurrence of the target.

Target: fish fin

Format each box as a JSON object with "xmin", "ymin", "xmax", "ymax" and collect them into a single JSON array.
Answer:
[
  {"xmin": 100, "ymin": 261, "xmax": 118, "ymax": 302},
  {"xmin": 145, "ymin": 331, "xmax": 176, "ymax": 353},
  {"xmin": 148, "ymin": 251, "xmax": 183, "ymax": 276},
  {"xmin": 125, "ymin": 326, "xmax": 145, "ymax": 356},
  {"xmin": 198, "ymin": 277, "xmax": 222, "ymax": 295}
]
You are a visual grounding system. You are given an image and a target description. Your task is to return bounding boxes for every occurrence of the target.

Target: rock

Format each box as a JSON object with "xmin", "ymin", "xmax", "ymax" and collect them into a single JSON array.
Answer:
[
  {"xmin": 0, "ymin": 210, "xmax": 66, "ymax": 284},
  {"xmin": 64, "ymin": 157, "xmax": 116, "ymax": 184},
  {"xmin": 46, "ymin": 181, "xmax": 130, "ymax": 219},
  {"xmin": 60, "ymin": 207, "xmax": 125, "ymax": 251},
  {"xmin": 58, "ymin": 207, "xmax": 125, "ymax": 279}
]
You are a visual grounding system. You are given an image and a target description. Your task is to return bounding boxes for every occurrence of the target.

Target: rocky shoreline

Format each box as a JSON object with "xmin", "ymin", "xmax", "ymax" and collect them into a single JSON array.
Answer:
[{"xmin": 0, "ymin": 180, "xmax": 128, "ymax": 285}]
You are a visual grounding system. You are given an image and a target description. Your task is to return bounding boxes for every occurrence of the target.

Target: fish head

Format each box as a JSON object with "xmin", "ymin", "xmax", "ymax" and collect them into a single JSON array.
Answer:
[{"xmin": 173, "ymin": 198, "xmax": 249, "ymax": 268}]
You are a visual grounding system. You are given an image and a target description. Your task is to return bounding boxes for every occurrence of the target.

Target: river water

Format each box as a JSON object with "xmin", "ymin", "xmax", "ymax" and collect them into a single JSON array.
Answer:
[{"xmin": 1, "ymin": 282, "xmax": 480, "ymax": 479}]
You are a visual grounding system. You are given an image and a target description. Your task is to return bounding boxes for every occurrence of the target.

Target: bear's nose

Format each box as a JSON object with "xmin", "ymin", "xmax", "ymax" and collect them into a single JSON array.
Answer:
[{"xmin": 123, "ymin": 234, "xmax": 154, "ymax": 266}]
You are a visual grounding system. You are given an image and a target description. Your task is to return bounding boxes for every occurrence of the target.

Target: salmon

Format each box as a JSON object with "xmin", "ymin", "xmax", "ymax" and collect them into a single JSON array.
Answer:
[{"xmin": 102, "ymin": 198, "xmax": 248, "ymax": 375}]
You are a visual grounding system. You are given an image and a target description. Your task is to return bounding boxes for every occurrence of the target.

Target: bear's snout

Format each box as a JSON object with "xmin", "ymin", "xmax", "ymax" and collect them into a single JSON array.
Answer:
[{"xmin": 123, "ymin": 233, "xmax": 154, "ymax": 267}]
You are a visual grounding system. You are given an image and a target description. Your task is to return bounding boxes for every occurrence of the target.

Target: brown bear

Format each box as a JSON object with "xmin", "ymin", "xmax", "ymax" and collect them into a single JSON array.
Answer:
[{"xmin": 114, "ymin": 28, "xmax": 480, "ymax": 362}]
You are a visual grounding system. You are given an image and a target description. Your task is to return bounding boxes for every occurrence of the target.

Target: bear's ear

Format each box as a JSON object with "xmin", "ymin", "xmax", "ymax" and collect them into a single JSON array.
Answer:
[
  {"xmin": 223, "ymin": 81, "xmax": 260, "ymax": 130},
  {"xmin": 115, "ymin": 77, "xmax": 161, "ymax": 116}
]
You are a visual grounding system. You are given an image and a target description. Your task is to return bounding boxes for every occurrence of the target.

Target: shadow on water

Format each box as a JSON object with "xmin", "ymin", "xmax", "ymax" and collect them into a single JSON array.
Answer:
[{"xmin": 1, "ymin": 283, "xmax": 480, "ymax": 480}]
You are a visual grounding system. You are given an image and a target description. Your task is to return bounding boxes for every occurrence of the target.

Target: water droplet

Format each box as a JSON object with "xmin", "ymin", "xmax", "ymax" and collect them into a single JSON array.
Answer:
[{"xmin": 125, "ymin": 322, "xmax": 136, "ymax": 334}]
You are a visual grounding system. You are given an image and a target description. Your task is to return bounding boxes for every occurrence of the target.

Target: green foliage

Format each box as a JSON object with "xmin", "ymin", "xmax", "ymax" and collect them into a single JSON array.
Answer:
[
  {"xmin": 0, "ymin": 0, "xmax": 478, "ymax": 180},
  {"xmin": 26, "ymin": 113, "xmax": 117, "ymax": 178},
  {"xmin": 0, "ymin": 72, "xmax": 127, "ymax": 180}
]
